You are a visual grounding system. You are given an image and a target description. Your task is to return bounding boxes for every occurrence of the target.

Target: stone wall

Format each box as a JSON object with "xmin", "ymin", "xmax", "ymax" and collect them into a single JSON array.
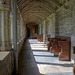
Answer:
[
  {"xmin": 39, "ymin": 0, "xmax": 73, "ymax": 38},
  {"xmin": 56, "ymin": 0, "xmax": 73, "ymax": 37},
  {"xmin": 0, "ymin": 11, "xmax": 1, "ymax": 41},
  {"xmin": 71, "ymin": 0, "xmax": 75, "ymax": 62},
  {"xmin": 39, "ymin": 13, "xmax": 56, "ymax": 39},
  {"xmin": 0, "ymin": 51, "xmax": 14, "ymax": 75},
  {"xmin": 17, "ymin": 37, "xmax": 25, "ymax": 55},
  {"xmin": 38, "ymin": 1, "xmax": 75, "ymax": 62},
  {"xmin": 46, "ymin": 14, "xmax": 55, "ymax": 37},
  {"xmin": 17, "ymin": 8, "xmax": 26, "ymax": 55}
]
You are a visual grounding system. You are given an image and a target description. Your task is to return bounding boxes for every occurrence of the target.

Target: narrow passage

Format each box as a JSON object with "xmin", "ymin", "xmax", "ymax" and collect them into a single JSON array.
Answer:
[
  {"xmin": 18, "ymin": 39, "xmax": 40, "ymax": 75},
  {"xmin": 18, "ymin": 39, "xmax": 73, "ymax": 75}
]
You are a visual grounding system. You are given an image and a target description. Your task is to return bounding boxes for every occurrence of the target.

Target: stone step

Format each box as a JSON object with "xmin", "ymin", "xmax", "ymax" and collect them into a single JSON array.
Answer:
[{"xmin": 45, "ymin": 72, "xmax": 72, "ymax": 75}]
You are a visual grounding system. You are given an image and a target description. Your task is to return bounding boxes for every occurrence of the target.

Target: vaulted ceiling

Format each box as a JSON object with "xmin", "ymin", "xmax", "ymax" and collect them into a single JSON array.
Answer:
[{"xmin": 17, "ymin": 0, "xmax": 63, "ymax": 25}]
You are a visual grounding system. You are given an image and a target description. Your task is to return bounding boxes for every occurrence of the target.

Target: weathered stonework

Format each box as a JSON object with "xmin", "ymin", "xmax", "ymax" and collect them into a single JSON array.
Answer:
[
  {"xmin": 71, "ymin": 0, "xmax": 75, "ymax": 62},
  {"xmin": 0, "ymin": 51, "xmax": 14, "ymax": 75},
  {"xmin": 46, "ymin": 14, "xmax": 55, "ymax": 37},
  {"xmin": 39, "ymin": 0, "xmax": 73, "ymax": 37},
  {"xmin": 0, "ymin": 4, "xmax": 12, "ymax": 51},
  {"xmin": 38, "ymin": 24, "xmax": 40, "ymax": 34},
  {"xmin": 17, "ymin": 8, "xmax": 26, "ymax": 55},
  {"xmin": 43, "ymin": 20, "xmax": 46, "ymax": 42},
  {"xmin": 56, "ymin": 0, "xmax": 73, "ymax": 37},
  {"xmin": 38, "ymin": 0, "xmax": 75, "ymax": 62},
  {"xmin": 41, "ymin": 22, "xmax": 43, "ymax": 34}
]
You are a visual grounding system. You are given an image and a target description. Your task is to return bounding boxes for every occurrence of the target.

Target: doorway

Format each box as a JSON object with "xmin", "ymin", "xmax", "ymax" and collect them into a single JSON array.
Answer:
[{"xmin": 27, "ymin": 27, "xmax": 32, "ymax": 38}]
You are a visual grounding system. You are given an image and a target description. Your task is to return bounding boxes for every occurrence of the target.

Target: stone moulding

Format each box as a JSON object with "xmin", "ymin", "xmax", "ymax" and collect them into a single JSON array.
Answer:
[
  {"xmin": 0, "ymin": 42, "xmax": 12, "ymax": 51},
  {"xmin": 0, "ymin": 4, "xmax": 10, "ymax": 12}
]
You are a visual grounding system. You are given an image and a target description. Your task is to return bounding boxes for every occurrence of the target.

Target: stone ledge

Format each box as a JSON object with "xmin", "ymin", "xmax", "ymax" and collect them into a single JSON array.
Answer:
[
  {"xmin": 0, "ymin": 51, "xmax": 10, "ymax": 61},
  {"xmin": 0, "ymin": 51, "xmax": 14, "ymax": 75}
]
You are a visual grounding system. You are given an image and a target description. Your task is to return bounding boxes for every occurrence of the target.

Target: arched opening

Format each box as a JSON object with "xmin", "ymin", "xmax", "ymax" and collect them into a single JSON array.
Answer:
[{"xmin": 0, "ymin": 0, "xmax": 75, "ymax": 75}]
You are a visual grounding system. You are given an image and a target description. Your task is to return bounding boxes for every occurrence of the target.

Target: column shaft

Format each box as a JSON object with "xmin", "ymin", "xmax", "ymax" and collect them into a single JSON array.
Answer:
[
  {"xmin": 1, "ymin": 11, "xmax": 5, "ymax": 50},
  {"xmin": 43, "ymin": 21, "xmax": 46, "ymax": 42},
  {"xmin": 13, "ymin": 0, "xmax": 18, "ymax": 74}
]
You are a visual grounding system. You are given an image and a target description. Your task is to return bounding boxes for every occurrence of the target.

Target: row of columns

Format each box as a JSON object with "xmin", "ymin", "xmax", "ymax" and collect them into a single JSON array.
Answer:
[
  {"xmin": 39, "ymin": 14, "xmax": 57, "ymax": 42},
  {"xmin": 43, "ymin": 21, "xmax": 46, "ymax": 42},
  {"xmin": 39, "ymin": 20, "xmax": 47, "ymax": 42},
  {"xmin": 0, "ymin": 0, "xmax": 26, "ymax": 74},
  {"xmin": 39, "ymin": 0, "xmax": 75, "ymax": 65},
  {"xmin": 0, "ymin": 0, "xmax": 25, "ymax": 50},
  {"xmin": 0, "ymin": 1, "xmax": 12, "ymax": 51}
]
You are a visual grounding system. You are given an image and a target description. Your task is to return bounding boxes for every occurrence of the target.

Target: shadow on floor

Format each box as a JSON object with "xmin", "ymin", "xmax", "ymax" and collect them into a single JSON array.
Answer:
[
  {"xmin": 36, "ymin": 62, "xmax": 74, "ymax": 67},
  {"xmin": 34, "ymin": 55, "xmax": 56, "ymax": 57},
  {"xmin": 32, "ymin": 50, "xmax": 49, "ymax": 52},
  {"xmin": 18, "ymin": 39, "xmax": 41, "ymax": 75},
  {"xmin": 18, "ymin": 39, "xmax": 73, "ymax": 75}
]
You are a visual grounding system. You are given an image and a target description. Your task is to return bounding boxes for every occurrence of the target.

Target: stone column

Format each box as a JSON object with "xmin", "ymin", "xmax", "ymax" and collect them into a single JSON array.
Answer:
[
  {"xmin": 71, "ymin": 0, "xmax": 75, "ymax": 62},
  {"xmin": 0, "ymin": 4, "xmax": 12, "ymax": 51},
  {"xmin": 1, "ymin": 10, "xmax": 5, "ymax": 50},
  {"xmin": 43, "ymin": 20, "xmax": 46, "ymax": 42},
  {"xmin": 24, "ymin": 23, "xmax": 26, "ymax": 37},
  {"xmin": 55, "ymin": 12, "xmax": 59, "ymax": 37},
  {"xmin": 17, "ymin": 13, "xmax": 20, "ymax": 42},
  {"xmin": 39, "ymin": 24, "xmax": 42, "ymax": 34},
  {"xmin": 20, "ymin": 17, "xmax": 22, "ymax": 39},
  {"xmin": 19, "ymin": 15, "xmax": 21, "ymax": 41},
  {"xmin": 10, "ymin": 13, "xmax": 13, "ymax": 45}
]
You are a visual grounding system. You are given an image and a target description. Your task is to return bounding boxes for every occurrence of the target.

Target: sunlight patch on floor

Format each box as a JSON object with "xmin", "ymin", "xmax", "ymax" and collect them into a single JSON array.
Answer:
[
  {"xmin": 29, "ymin": 39, "xmax": 73, "ymax": 75},
  {"xmin": 29, "ymin": 39, "xmax": 48, "ymax": 50},
  {"xmin": 45, "ymin": 72, "xmax": 72, "ymax": 75}
]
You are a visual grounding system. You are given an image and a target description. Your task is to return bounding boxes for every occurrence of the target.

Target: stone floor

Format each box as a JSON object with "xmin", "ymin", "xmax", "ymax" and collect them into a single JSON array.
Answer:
[
  {"xmin": 18, "ymin": 39, "xmax": 40, "ymax": 75},
  {"xmin": 18, "ymin": 39, "xmax": 74, "ymax": 75}
]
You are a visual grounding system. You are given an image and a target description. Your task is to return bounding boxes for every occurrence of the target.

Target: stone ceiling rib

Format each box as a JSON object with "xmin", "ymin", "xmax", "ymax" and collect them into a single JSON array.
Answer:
[
  {"xmin": 17, "ymin": 0, "xmax": 61, "ymax": 24},
  {"xmin": 22, "ymin": 8, "xmax": 51, "ymax": 16},
  {"xmin": 50, "ymin": 0, "xmax": 61, "ymax": 7},
  {"xmin": 20, "ymin": 2, "xmax": 55, "ymax": 12},
  {"xmin": 24, "ymin": 14, "xmax": 46, "ymax": 21},
  {"xmin": 21, "ymin": 5, "xmax": 52, "ymax": 16}
]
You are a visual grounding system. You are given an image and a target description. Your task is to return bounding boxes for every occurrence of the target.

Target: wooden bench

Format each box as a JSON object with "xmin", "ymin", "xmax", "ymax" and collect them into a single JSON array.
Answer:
[
  {"xmin": 45, "ymin": 37, "xmax": 52, "ymax": 51},
  {"xmin": 53, "ymin": 39, "xmax": 61, "ymax": 56},
  {"xmin": 49, "ymin": 36, "xmax": 71, "ymax": 60},
  {"xmin": 37, "ymin": 34, "xmax": 43, "ymax": 42},
  {"xmin": 58, "ymin": 36, "xmax": 71, "ymax": 61},
  {"xmin": 50, "ymin": 38, "xmax": 56, "ymax": 53},
  {"xmin": 45, "ymin": 35, "xmax": 51, "ymax": 50},
  {"xmin": 46, "ymin": 35, "xmax": 50, "ymax": 42}
]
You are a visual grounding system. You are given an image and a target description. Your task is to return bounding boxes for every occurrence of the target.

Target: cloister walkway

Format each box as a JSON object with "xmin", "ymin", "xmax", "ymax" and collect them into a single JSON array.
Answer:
[{"xmin": 18, "ymin": 39, "xmax": 73, "ymax": 75}]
